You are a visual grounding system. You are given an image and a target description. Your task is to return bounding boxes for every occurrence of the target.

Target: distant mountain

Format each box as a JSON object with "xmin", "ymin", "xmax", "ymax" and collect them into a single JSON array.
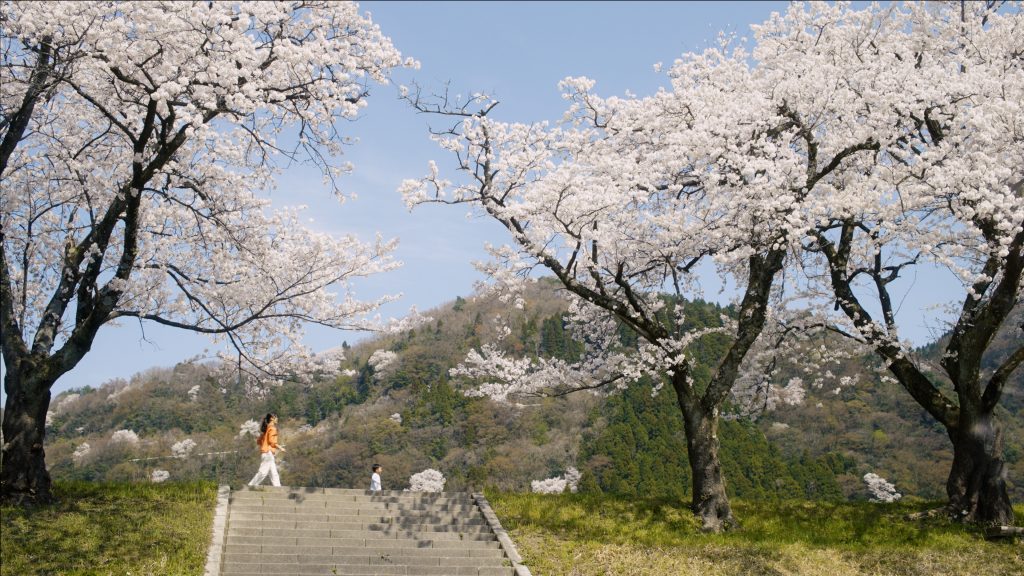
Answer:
[{"xmin": 42, "ymin": 278, "xmax": 1023, "ymax": 501}]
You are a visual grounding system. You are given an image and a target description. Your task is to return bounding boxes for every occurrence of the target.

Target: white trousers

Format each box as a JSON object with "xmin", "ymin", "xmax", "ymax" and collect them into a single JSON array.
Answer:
[{"xmin": 248, "ymin": 452, "xmax": 281, "ymax": 487}]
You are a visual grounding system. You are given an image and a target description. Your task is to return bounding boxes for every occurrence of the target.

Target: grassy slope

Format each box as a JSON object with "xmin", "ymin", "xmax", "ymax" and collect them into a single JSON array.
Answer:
[
  {"xmin": 1, "ymin": 483, "xmax": 1021, "ymax": 575},
  {"xmin": 0, "ymin": 481, "xmax": 218, "ymax": 576},
  {"xmin": 489, "ymin": 492, "xmax": 1024, "ymax": 576}
]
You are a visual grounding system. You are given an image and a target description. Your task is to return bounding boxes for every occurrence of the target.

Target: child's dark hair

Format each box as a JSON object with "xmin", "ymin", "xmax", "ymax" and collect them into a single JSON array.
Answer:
[
  {"xmin": 259, "ymin": 413, "xmax": 277, "ymax": 434},
  {"xmin": 372, "ymin": 464, "xmax": 381, "ymax": 472}
]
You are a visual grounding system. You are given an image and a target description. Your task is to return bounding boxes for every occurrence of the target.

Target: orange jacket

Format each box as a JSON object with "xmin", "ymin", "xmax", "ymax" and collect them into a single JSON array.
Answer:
[{"xmin": 258, "ymin": 424, "xmax": 279, "ymax": 454}]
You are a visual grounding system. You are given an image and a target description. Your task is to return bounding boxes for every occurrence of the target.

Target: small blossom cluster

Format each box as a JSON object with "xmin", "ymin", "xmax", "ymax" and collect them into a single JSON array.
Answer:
[
  {"xmin": 72, "ymin": 442, "xmax": 91, "ymax": 462},
  {"xmin": 531, "ymin": 467, "xmax": 581, "ymax": 494},
  {"xmin": 238, "ymin": 420, "xmax": 260, "ymax": 438},
  {"xmin": 171, "ymin": 438, "xmax": 197, "ymax": 459},
  {"xmin": 863, "ymin": 472, "xmax": 901, "ymax": 503},
  {"xmin": 408, "ymin": 469, "xmax": 446, "ymax": 493},
  {"xmin": 110, "ymin": 429, "xmax": 140, "ymax": 446},
  {"xmin": 368, "ymin": 350, "xmax": 399, "ymax": 376}
]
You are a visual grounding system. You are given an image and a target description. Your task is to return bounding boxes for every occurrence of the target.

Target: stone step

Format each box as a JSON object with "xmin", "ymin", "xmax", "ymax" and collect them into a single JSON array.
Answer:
[
  {"xmin": 227, "ymin": 527, "xmax": 496, "ymax": 541},
  {"xmin": 227, "ymin": 499, "xmax": 480, "ymax": 512},
  {"xmin": 229, "ymin": 513, "xmax": 489, "ymax": 525},
  {"xmin": 236, "ymin": 487, "xmax": 476, "ymax": 501},
  {"xmin": 224, "ymin": 544, "xmax": 505, "ymax": 558},
  {"xmin": 228, "ymin": 500, "xmax": 479, "ymax": 512},
  {"xmin": 229, "ymin": 519, "xmax": 490, "ymax": 532},
  {"xmin": 224, "ymin": 553, "xmax": 506, "ymax": 567},
  {"xmin": 221, "ymin": 563, "xmax": 513, "ymax": 576},
  {"xmin": 229, "ymin": 498, "xmax": 479, "ymax": 509},
  {"xmin": 226, "ymin": 535, "xmax": 500, "ymax": 548},
  {"xmin": 229, "ymin": 511, "xmax": 484, "ymax": 525},
  {"xmin": 230, "ymin": 512, "xmax": 487, "ymax": 524}
]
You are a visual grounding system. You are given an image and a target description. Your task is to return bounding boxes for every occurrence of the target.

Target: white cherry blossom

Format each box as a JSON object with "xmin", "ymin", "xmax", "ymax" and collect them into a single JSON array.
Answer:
[
  {"xmin": 110, "ymin": 429, "xmax": 139, "ymax": 446},
  {"xmin": 171, "ymin": 438, "xmax": 197, "ymax": 459},
  {"xmin": 408, "ymin": 468, "xmax": 446, "ymax": 493},
  {"xmin": 863, "ymin": 472, "xmax": 902, "ymax": 503},
  {"xmin": 72, "ymin": 442, "xmax": 91, "ymax": 462},
  {"xmin": 237, "ymin": 419, "xmax": 260, "ymax": 439}
]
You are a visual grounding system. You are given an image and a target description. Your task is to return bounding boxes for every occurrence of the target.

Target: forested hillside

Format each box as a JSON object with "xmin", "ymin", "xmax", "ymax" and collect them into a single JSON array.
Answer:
[{"xmin": 42, "ymin": 279, "xmax": 1023, "ymax": 501}]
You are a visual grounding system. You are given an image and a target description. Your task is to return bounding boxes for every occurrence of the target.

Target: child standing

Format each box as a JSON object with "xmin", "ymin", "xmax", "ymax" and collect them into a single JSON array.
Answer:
[
  {"xmin": 248, "ymin": 413, "xmax": 285, "ymax": 487},
  {"xmin": 370, "ymin": 464, "xmax": 382, "ymax": 494}
]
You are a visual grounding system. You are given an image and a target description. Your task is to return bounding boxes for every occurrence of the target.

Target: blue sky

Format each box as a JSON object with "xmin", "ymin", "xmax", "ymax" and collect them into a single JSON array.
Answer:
[{"xmin": 23, "ymin": 1, "xmax": 957, "ymax": 397}]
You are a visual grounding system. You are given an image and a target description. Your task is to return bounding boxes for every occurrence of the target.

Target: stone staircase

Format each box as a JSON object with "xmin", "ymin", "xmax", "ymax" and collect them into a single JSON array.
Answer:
[{"xmin": 214, "ymin": 486, "xmax": 519, "ymax": 576}]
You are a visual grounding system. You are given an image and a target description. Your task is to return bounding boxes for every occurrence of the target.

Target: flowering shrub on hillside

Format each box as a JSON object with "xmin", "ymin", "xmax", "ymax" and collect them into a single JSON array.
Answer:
[
  {"xmin": 531, "ymin": 477, "xmax": 568, "ymax": 494},
  {"xmin": 171, "ymin": 439, "xmax": 197, "ymax": 459},
  {"xmin": 110, "ymin": 429, "xmax": 139, "ymax": 446},
  {"xmin": 409, "ymin": 469, "xmax": 445, "ymax": 492},
  {"xmin": 864, "ymin": 472, "xmax": 901, "ymax": 503},
  {"xmin": 72, "ymin": 443, "xmax": 91, "ymax": 463},
  {"xmin": 238, "ymin": 420, "xmax": 260, "ymax": 438},
  {"xmin": 531, "ymin": 467, "xmax": 581, "ymax": 494}
]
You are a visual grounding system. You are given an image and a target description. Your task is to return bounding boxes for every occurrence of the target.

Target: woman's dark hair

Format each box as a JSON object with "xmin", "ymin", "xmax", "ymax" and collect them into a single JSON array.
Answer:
[
  {"xmin": 260, "ymin": 413, "xmax": 277, "ymax": 434},
  {"xmin": 372, "ymin": 464, "xmax": 381, "ymax": 472}
]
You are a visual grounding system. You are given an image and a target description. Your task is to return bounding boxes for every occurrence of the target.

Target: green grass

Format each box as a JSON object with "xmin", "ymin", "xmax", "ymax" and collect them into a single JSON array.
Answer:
[
  {"xmin": 0, "ymin": 480, "xmax": 218, "ymax": 576},
  {"xmin": 3, "ymin": 482, "xmax": 1020, "ymax": 575},
  {"xmin": 487, "ymin": 492, "xmax": 1024, "ymax": 576}
]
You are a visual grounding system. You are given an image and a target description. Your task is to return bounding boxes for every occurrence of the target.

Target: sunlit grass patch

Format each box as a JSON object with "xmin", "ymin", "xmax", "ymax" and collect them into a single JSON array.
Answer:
[
  {"xmin": 1, "ymin": 480, "xmax": 218, "ymax": 576},
  {"xmin": 488, "ymin": 492, "xmax": 1024, "ymax": 576}
]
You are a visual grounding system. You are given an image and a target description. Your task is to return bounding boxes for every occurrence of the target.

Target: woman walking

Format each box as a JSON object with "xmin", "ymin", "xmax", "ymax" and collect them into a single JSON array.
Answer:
[{"xmin": 248, "ymin": 413, "xmax": 285, "ymax": 487}]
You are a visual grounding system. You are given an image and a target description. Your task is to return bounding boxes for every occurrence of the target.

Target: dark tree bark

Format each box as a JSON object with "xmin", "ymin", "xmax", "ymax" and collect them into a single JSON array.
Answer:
[
  {"xmin": 946, "ymin": 411, "xmax": 1013, "ymax": 525},
  {"xmin": 675, "ymin": 372, "xmax": 735, "ymax": 532},
  {"xmin": 1, "ymin": 361, "xmax": 56, "ymax": 504}
]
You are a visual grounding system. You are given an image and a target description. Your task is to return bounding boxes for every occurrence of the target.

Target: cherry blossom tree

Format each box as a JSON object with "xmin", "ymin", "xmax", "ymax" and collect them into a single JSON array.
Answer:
[
  {"xmin": 785, "ymin": 1, "xmax": 1023, "ymax": 525},
  {"xmin": 399, "ymin": 11, "xmax": 890, "ymax": 530},
  {"xmin": 403, "ymin": 1, "xmax": 1023, "ymax": 531},
  {"xmin": 1, "ymin": 1, "xmax": 412, "ymax": 502}
]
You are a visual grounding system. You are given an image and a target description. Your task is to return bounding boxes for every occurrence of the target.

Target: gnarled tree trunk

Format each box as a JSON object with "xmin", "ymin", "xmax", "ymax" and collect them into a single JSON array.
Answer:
[
  {"xmin": 672, "ymin": 370, "xmax": 735, "ymax": 532},
  {"xmin": 1, "ymin": 364, "xmax": 56, "ymax": 503},
  {"xmin": 680, "ymin": 402, "xmax": 734, "ymax": 532},
  {"xmin": 945, "ymin": 411, "xmax": 1014, "ymax": 525}
]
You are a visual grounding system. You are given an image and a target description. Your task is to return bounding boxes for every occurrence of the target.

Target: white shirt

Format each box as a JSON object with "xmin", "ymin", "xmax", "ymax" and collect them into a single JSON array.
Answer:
[{"xmin": 370, "ymin": 472, "xmax": 381, "ymax": 491}]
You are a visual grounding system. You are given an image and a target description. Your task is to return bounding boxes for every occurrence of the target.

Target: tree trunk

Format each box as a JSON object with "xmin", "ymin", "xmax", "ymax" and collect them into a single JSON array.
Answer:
[
  {"xmin": 1, "ymin": 366, "xmax": 55, "ymax": 504},
  {"xmin": 680, "ymin": 400, "xmax": 735, "ymax": 532},
  {"xmin": 945, "ymin": 411, "xmax": 1014, "ymax": 525}
]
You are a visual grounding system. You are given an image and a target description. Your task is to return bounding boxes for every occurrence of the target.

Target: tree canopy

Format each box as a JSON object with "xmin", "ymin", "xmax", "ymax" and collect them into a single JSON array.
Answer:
[{"xmin": 1, "ymin": 0, "xmax": 412, "ymax": 502}]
